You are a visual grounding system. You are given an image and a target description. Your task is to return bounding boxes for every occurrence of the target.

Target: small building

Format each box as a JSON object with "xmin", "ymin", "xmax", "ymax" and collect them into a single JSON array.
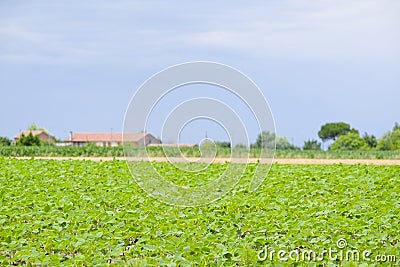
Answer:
[
  {"xmin": 65, "ymin": 132, "xmax": 161, "ymax": 147},
  {"xmin": 14, "ymin": 130, "xmax": 52, "ymax": 145}
]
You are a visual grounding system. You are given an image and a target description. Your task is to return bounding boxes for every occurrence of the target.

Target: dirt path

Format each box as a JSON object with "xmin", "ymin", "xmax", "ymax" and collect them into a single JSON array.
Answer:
[
  {"xmin": 272, "ymin": 158, "xmax": 400, "ymax": 165},
  {"xmin": 12, "ymin": 156, "xmax": 400, "ymax": 165}
]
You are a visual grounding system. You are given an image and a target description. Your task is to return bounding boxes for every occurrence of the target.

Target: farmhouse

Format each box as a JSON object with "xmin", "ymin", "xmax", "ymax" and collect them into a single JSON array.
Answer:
[
  {"xmin": 14, "ymin": 130, "xmax": 52, "ymax": 145},
  {"xmin": 65, "ymin": 132, "xmax": 161, "ymax": 147}
]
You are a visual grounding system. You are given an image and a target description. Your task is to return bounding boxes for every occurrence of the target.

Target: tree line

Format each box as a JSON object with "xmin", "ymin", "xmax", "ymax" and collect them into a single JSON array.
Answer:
[
  {"xmin": 1, "ymin": 122, "xmax": 399, "ymax": 151},
  {"xmin": 251, "ymin": 122, "xmax": 400, "ymax": 151}
]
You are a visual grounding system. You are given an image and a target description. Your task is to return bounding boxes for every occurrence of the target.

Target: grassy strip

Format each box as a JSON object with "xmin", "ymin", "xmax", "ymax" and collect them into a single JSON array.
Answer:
[{"xmin": 0, "ymin": 146, "xmax": 400, "ymax": 159}]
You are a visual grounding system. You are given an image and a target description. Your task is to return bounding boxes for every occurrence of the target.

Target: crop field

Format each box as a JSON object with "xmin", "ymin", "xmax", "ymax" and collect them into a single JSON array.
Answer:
[{"xmin": 0, "ymin": 157, "xmax": 399, "ymax": 266}]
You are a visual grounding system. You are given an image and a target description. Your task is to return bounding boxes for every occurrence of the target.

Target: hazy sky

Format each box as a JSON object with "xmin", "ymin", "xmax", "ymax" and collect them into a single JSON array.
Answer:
[{"xmin": 1, "ymin": 0, "xmax": 399, "ymax": 146}]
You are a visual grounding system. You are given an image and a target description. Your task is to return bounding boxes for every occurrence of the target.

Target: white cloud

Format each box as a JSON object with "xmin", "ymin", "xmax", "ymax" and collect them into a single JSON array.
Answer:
[
  {"xmin": 0, "ymin": 0, "xmax": 399, "ymax": 66},
  {"xmin": 182, "ymin": 0, "xmax": 400, "ymax": 61}
]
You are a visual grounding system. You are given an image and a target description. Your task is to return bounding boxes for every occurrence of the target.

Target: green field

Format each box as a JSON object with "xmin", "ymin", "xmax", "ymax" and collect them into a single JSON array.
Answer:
[
  {"xmin": 1, "ymin": 146, "xmax": 400, "ymax": 159},
  {"xmin": 0, "ymin": 157, "xmax": 399, "ymax": 266}
]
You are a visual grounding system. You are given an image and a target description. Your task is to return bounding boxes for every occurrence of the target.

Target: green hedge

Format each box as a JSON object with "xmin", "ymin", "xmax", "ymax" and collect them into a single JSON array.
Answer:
[{"xmin": 1, "ymin": 146, "xmax": 400, "ymax": 159}]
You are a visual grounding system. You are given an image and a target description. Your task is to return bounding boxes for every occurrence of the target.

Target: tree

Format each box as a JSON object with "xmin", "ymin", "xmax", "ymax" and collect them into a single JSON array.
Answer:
[
  {"xmin": 393, "ymin": 122, "xmax": 400, "ymax": 131},
  {"xmin": 27, "ymin": 122, "xmax": 50, "ymax": 134},
  {"xmin": 252, "ymin": 131, "xmax": 276, "ymax": 149},
  {"xmin": 362, "ymin": 133, "xmax": 377, "ymax": 149},
  {"xmin": 214, "ymin": 141, "xmax": 231, "ymax": 148},
  {"xmin": 349, "ymin": 128, "xmax": 359, "ymax": 135},
  {"xmin": 276, "ymin": 136, "xmax": 299, "ymax": 150},
  {"xmin": 16, "ymin": 132, "xmax": 41, "ymax": 146},
  {"xmin": 377, "ymin": 127, "xmax": 400, "ymax": 150},
  {"xmin": 318, "ymin": 122, "xmax": 351, "ymax": 142},
  {"xmin": 329, "ymin": 132, "xmax": 369, "ymax": 150},
  {"xmin": 303, "ymin": 139, "xmax": 322, "ymax": 150},
  {"xmin": 234, "ymin": 143, "xmax": 247, "ymax": 149},
  {"xmin": 252, "ymin": 131, "xmax": 298, "ymax": 150},
  {"xmin": 27, "ymin": 123, "xmax": 38, "ymax": 131},
  {"xmin": 25, "ymin": 123, "xmax": 55, "ymax": 145},
  {"xmin": 0, "ymin": 136, "xmax": 11, "ymax": 146}
]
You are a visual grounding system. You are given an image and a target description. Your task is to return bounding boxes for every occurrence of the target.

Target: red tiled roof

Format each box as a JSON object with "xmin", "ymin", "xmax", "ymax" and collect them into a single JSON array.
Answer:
[
  {"xmin": 14, "ymin": 130, "xmax": 49, "ymax": 139},
  {"xmin": 66, "ymin": 132, "xmax": 149, "ymax": 143}
]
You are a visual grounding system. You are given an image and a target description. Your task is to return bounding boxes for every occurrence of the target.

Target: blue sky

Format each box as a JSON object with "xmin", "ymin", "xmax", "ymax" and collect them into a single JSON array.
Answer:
[{"xmin": 1, "ymin": 0, "xmax": 399, "ymax": 146}]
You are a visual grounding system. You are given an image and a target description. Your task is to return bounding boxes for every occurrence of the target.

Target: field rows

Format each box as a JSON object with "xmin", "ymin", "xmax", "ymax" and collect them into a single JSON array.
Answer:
[
  {"xmin": 0, "ymin": 158, "xmax": 399, "ymax": 266},
  {"xmin": 9, "ymin": 156, "xmax": 400, "ymax": 165},
  {"xmin": 1, "ymin": 146, "xmax": 400, "ymax": 159}
]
